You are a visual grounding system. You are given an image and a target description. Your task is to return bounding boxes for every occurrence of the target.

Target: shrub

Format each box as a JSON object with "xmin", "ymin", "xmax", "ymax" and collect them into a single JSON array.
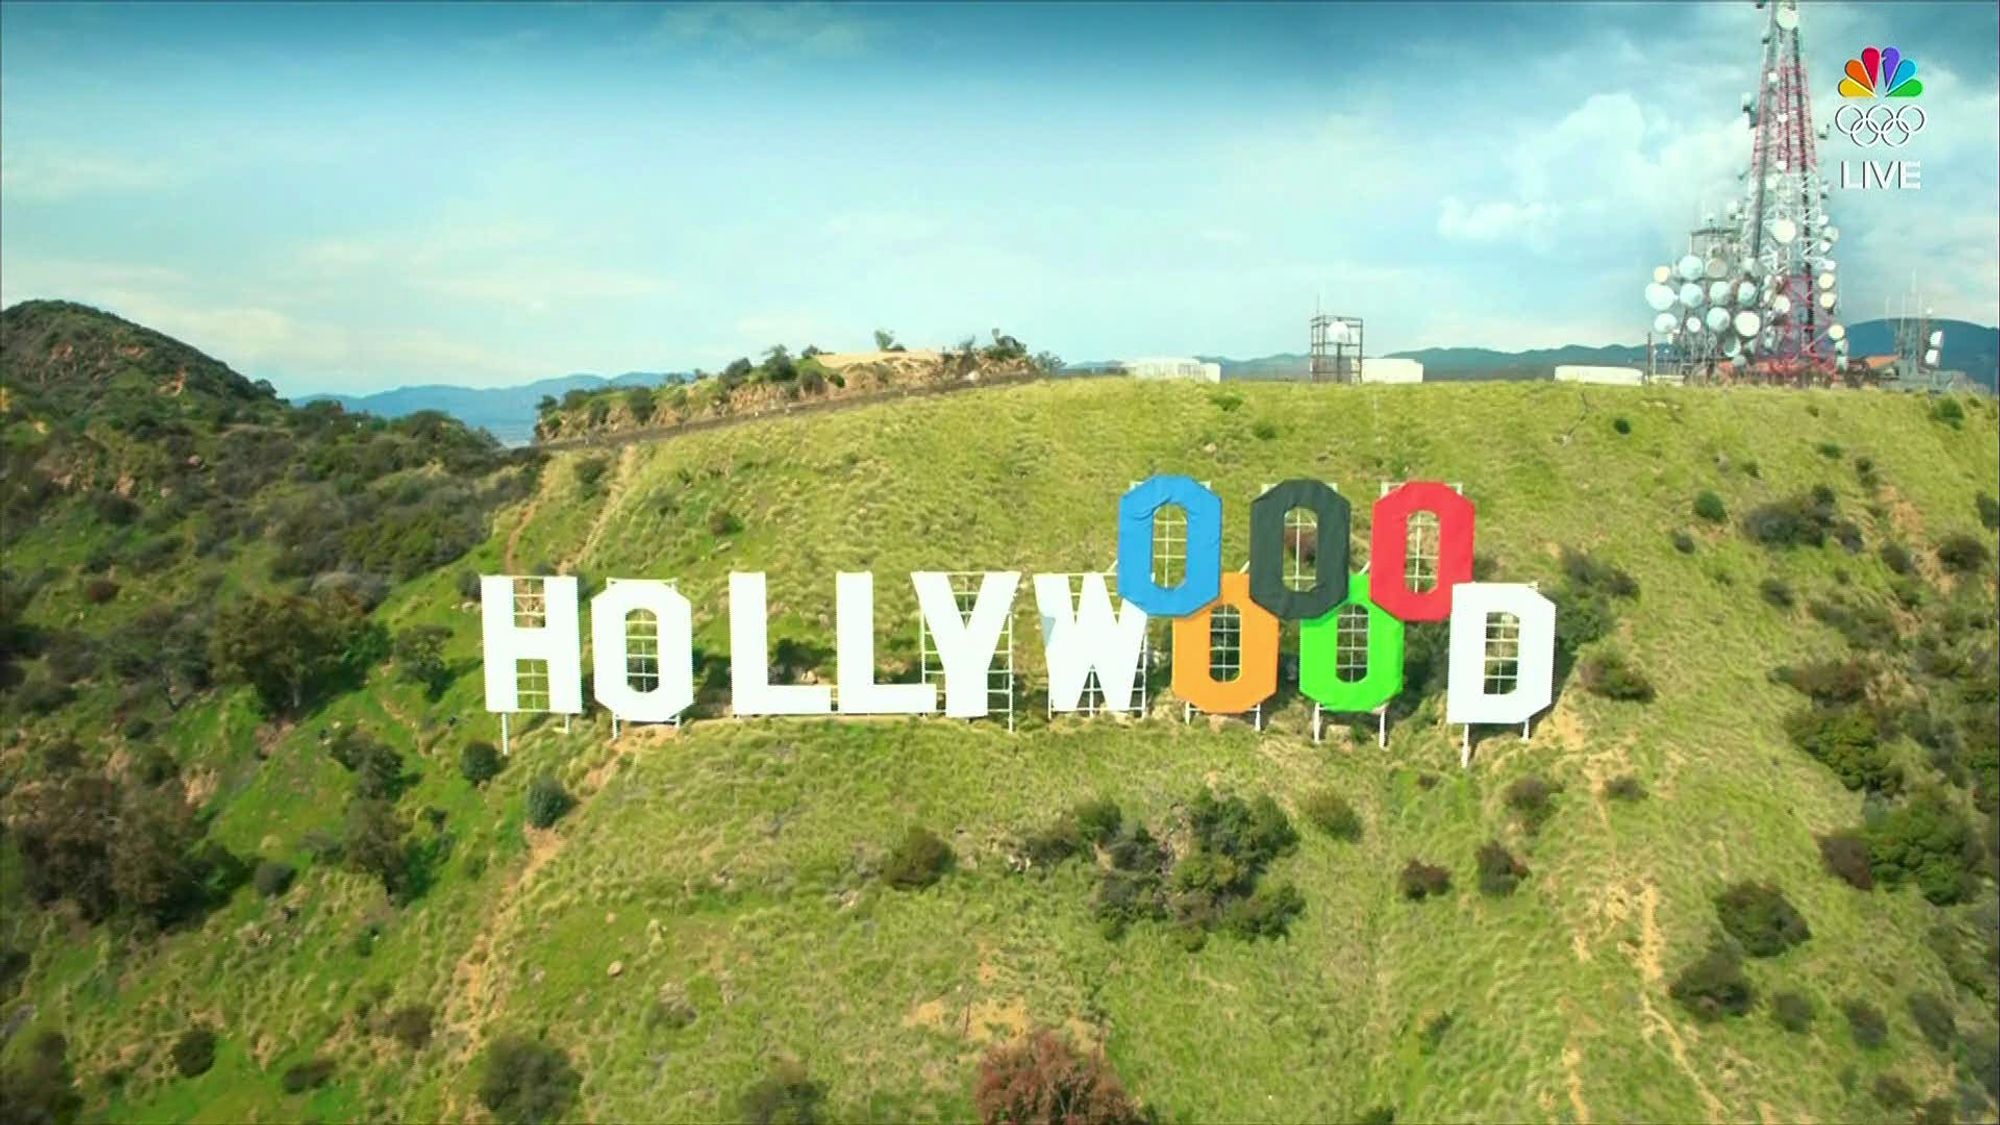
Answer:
[
  {"xmin": 1872, "ymin": 1074, "xmax": 1915, "ymax": 1110},
  {"xmin": 1742, "ymin": 494, "xmax": 1834, "ymax": 548},
  {"xmin": 328, "ymin": 729, "xmax": 407, "ymax": 800},
  {"xmin": 478, "ymin": 1035, "xmax": 580, "ymax": 1125},
  {"xmin": 1693, "ymin": 491, "xmax": 1727, "ymax": 524},
  {"xmin": 1560, "ymin": 549, "xmax": 1639, "ymax": 600},
  {"xmin": 1399, "ymin": 860, "xmax": 1451, "ymax": 901},
  {"xmin": 172, "ymin": 1026, "xmax": 219, "ymax": 1077},
  {"xmin": 573, "ymin": 456, "xmax": 609, "ymax": 495},
  {"xmin": 1671, "ymin": 530, "xmax": 1696, "ymax": 554},
  {"xmin": 1772, "ymin": 658, "xmax": 1871, "ymax": 705},
  {"xmin": 1579, "ymin": 649, "xmax": 1655, "ymax": 702},
  {"xmin": 973, "ymin": 1028, "xmax": 1141, "ymax": 1125},
  {"xmin": 1300, "ymin": 789, "xmax": 1362, "ymax": 841},
  {"xmin": 1785, "ymin": 706, "xmax": 1901, "ymax": 793},
  {"xmin": 1866, "ymin": 788, "xmax": 1979, "ymax": 905},
  {"xmin": 280, "ymin": 1058, "xmax": 334, "ymax": 1093},
  {"xmin": 707, "ymin": 507, "xmax": 743, "ymax": 537},
  {"xmin": 1932, "ymin": 397, "xmax": 1965, "ymax": 428},
  {"xmin": 1612, "ymin": 417, "xmax": 1631, "ymax": 435},
  {"xmin": 1713, "ymin": 882, "xmax": 1810, "ymax": 957},
  {"xmin": 1020, "ymin": 818, "xmax": 1085, "ymax": 869},
  {"xmin": 1936, "ymin": 532, "xmax": 1992, "ymax": 575},
  {"xmin": 1475, "ymin": 840, "xmax": 1528, "ymax": 896},
  {"xmin": 1979, "ymin": 492, "xmax": 2000, "ymax": 531},
  {"xmin": 1815, "ymin": 831, "xmax": 1874, "ymax": 889},
  {"xmin": 1758, "ymin": 577, "xmax": 1795, "ymax": 609},
  {"xmin": 1880, "ymin": 541, "xmax": 1915, "ymax": 575},
  {"xmin": 461, "ymin": 741, "xmax": 503, "ymax": 787},
  {"xmin": 524, "ymin": 774, "xmax": 575, "ymax": 829},
  {"xmin": 1817, "ymin": 441, "xmax": 1843, "ymax": 459},
  {"xmin": 1770, "ymin": 990, "xmax": 1815, "ymax": 1033},
  {"xmin": 381, "ymin": 1004, "xmax": 434, "ymax": 1050},
  {"xmin": 1073, "ymin": 799, "xmax": 1122, "ymax": 846},
  {"xmin": 1906, "ymin": 991, "xmax": 1955, "ymax": 1052},
  {"xmin": 883, "ymin": 826, "xmax": 953, "ymax": 890},
  {"xmin": 1504, "ymin": 775, "xmax": 1560, "ymax": 833},
  {"xmin": 253, "ymin": 860, "xmax": 296, "ymax": 898},
  {"xmin": 1842, "ymin": 999, "xmax": 1888, "ymax": 1049},
  {"xmin": 739, "ymin": 1062, "xmax": 828, "ymax": 1125},
  {"xmin": 82, "ymin": 577, "xmax": 120, "ymax": 604},
  {"xmin": 1251, "ymin": 420, "xmax": 1278, "ymax": 441},
  {"xmin": 0, "ymin": 1031, "xmax": 83, "ymax": 1124},
  {"xmin": 1669, "ymin": 945, "xmax": 1754, "ymax": 1021},
  {"xmin": 1603, "ymin": 775, "xmax": 1647, "ymax": 801}
]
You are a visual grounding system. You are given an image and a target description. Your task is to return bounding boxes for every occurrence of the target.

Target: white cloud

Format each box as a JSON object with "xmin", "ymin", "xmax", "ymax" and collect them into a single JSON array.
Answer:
[
  {"xmin": 0, "ymin": 151, "xmax": 182, "ymax": 202},
  {"xmin": 654, "ymin": 3, "xmax": 875, "ymax": 58}
]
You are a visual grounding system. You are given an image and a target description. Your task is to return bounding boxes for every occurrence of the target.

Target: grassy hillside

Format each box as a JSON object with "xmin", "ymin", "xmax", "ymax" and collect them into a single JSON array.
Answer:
[{"xmin": 5, "ymin": 322, "xmax": 1999, "ymax": 1124}]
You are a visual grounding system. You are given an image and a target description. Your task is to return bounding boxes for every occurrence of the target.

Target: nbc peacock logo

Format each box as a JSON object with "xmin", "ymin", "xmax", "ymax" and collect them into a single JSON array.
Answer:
[{"xmin": 1839, "ymin": 46, "xmax": 1922, "ymax": 98}]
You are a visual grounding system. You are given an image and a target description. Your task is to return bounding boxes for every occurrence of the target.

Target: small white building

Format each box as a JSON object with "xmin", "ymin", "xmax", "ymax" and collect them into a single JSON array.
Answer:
[
  {"xmin": 1554, "ymin": 365, "xmax": 1645, "ymax": 386},
  {"xmin": 1359, "ymin": 357, "xmax": 1424, "ymax": 384},
  {"xmin": 1124, "ymin": 356, "xmax": 1222, "ymax": 382}
]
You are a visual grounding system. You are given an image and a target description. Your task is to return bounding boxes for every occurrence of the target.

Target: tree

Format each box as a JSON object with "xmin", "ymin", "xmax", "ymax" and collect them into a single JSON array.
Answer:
[
  {"xmin": 0, "ymin": 1030, "xmax": 83, "ymax": 1125},
  {"xmin": 393, "ymin": 625, "xmax": 451, "ymax": 696},
  {"xmin": 210, "ymin": 592, "xmax": 382, "ymax": 716},
  {"xmin": 974, "ymin": 1028, "xmax": 1141, "ymax": 1125},
  {"xmin": 623, "ymin": 384, "xmax": 656, "ymax": 424},
  {"xmin": 739, "ymin": 1062, "xmax": 827, "ymax": 1125},
  {"xmin": 461, "ymin": 741, "xmax": 503, "ymax": 787},
  {"xmin": 873, "ymin": 328, "xmax": 899, "ymax": 352},
  {"xmin": 478, "ymin": 1035, "xmax": 580, "ymax": 1125},
  {"xmin": 343, "ymin": 797, "xmax": 413, "ymax": 899},
  {"xmin": 525, "ymin": 774, "xmax": 575, "ymax": 829}
]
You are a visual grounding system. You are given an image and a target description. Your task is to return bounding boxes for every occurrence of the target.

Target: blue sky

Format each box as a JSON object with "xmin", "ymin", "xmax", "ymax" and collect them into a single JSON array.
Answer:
[{"xmin": 3, "ymin": 2, "xmax": 1995, "ymax": 395}]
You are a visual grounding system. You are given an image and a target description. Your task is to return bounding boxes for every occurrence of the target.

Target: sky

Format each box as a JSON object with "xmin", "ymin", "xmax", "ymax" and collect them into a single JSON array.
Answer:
[{"xmin": 2, "ymin": 1, "xmax": 1996, "ymax": 396}]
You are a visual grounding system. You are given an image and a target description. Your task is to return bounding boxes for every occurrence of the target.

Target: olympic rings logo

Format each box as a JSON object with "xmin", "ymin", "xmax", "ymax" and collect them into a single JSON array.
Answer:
[{"xmin": 1832, "ymin": 103, "xmax": 1926, "ymax": 147}]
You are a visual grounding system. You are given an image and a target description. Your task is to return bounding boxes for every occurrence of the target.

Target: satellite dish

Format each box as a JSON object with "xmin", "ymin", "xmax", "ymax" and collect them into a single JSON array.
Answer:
[
  {"xmin": 1706, "ymin": 306, "xmax": 1733, "ymax": 332},
  {"xmin": 1654, "ymin": 312, "xmax": 1679, "ymax": 334},
  {"xmin": 1826, "ymin": 226, "xmax": 1839, "ymax": 242},
  {"xmin": 1776, "ymin": 5, "xmax": 1799, "ymax": 30},
  {"xmin": 1705, "ymin": 258, "xmax": 1729, "ymax": 279},
  {"xmin": 1818, "ymin": 291, "xmax": 1837, "ymax": 310},
  {"xmin": 1685, "ymin": 316, "xmax": 1703, "ymax": 334},
  {"xmin": 1724, "ymin": 338, "xmax": 1743, "ymax": 358},
  {"xmin": 1652, "ymin": 265, "xmax": 1672, "ymax": 283},
  {"xmin": 1645, "ymin": 283, "xmax": 1677, "ymax": 311},
  {"xmin": 1767, "ymin": 70, "xmax": 1779, "ymax": 86},
  {"xmin": 1924, "ymin": 348, "xmax": 1941, "ymax": 366},
  {"xmin": 1734, "ymin": 310, "xmax": 1762, "ymax": 336},
  {"xmin": 1771, "ymin": 293, "xmax": 1792, "ymax": 316},
  {"xmin": 1681, "ymin": 282, "xmax": 1706, "ymax": 308},
  {"xmin": 1677, "ymin": 254, "xmax": 1705, "ymax": 281},
  {"xmin": 1821, "ymin": 258, "xmax": 1837, "ymax": 271},
  {"xmin": 1817, "ymin": 272, "xmax": 1836, "ymax": 290},
  {"xmin": 1709, "ymin": 280, "xmax": 1733, "ymax": 304},
  {"xmin": 1828, "ymin": 323, "xmax": 1846, "ymax": 341},
  {"xmin": 1928, "ymin": 330, "xmax": 1944, "ymax": 346},
  {"xmin": 1737, "ymin": 281, "xmax": 1759, "ymax": 305},
  {"xmin": 1772, "ymin": 218, "xmax": 1798, "ymax": 244}
]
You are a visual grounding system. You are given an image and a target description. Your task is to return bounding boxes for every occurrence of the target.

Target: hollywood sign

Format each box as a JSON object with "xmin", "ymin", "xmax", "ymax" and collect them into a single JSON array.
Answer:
[{"xmin": 480, "ymin": 476, "xmax": 1556, "ymax": 731}]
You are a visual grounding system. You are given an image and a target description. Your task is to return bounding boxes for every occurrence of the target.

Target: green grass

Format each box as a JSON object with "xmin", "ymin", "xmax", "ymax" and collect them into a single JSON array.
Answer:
[{"xmin": 5, "ymin": 379, "xmax": 1997, "ymax": 1123}]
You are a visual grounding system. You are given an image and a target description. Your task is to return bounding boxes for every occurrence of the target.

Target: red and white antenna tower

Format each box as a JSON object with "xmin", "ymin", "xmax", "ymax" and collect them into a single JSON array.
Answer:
[{"xmin": 1643, "ymin": 0, "xmax": 1848, "ymax": 385}]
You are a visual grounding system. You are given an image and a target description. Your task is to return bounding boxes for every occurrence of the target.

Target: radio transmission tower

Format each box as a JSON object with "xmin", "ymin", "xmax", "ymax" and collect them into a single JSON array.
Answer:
[{"xmin": 1644, "ymin": 0, "xmax": 1846, "ymax": 386}]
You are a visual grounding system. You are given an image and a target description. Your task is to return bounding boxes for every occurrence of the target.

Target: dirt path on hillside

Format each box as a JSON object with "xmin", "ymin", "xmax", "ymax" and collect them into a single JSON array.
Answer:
[
  {"xmin": 561, "ymin": 444, "xmax": 637, "ymax": 573},
  {"xmin": 502, "ymin": 487, "xmax": 545, "ymax": 574}
]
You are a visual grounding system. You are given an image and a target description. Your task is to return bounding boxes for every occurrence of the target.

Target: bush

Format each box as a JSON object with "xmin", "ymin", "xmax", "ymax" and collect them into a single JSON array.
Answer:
[
  {"xmin": 82, "ymin": 577, "xmax": 120, "ymax": 604},
  {"xmin": 1772, "ymin": 658, "xmax": 1871, "ymax": 705},
  {"xmin": 1579, "ymin": 649, "xmax": 1655, "ymax": 702},
  {"xmin": 1300, "ymin": 789, "xmax": 1362, "ymax": 842},
  {"xmin": 1612, "ymin": 417, "xmax": 1631, "ymax": 435},
  {"xmin": 1475, "ymin": 840, "xmax": 1528, "ymax": 896},
  {"xmin": 1979, "ymin": 492, "xmax": 2000, "ymax": 531},
  {"xmin": 1880, "ymin": 541, "xmax": 1916, "ymax": 575},
  {"xmin": 328, "ymin": 729, "xmax": 408, "ymax": 800},
  {"xmin": 0, "ymin": 1031, "xmax": 83, "ymax": 1124},
  {"xmin": 739, "ymin": 1062, "xmax": 828, "ymax": 1125},
  {"xmin": 1560, "ymin": 549, "xmax": 1639, "ymax": 600},
  {"xmin": 253, "ymin": 859, "xmax": 296, "ymax": 898},
  {"xmin": 1873, "ymin": 1074, "xmax": 1916, "ymax": 1110},
  {"xmin": 1669, "ymin": 945, "xmax": 1754, "ymax": 1021},
  {"xmin": 1785, "ymin": 706, "xmax": 1902, "ymax": 793},
  {"xmin": 1770, "ymin": 990, "xmax": 1815, "ymax": 1033},
  {"xmin": 1843, "ymin": 999, "xmax": 1889, "ymax": 1049},
  {"xmin": 1693, "ymin": 491, "xmax": 1728, "ymax": 524},
  {"xmin": 1932, "ymin": 397, "xmax": 1965, "ymax": 428},
  {"xmin": 280, "ymin": 1058, "xmax": 334, "ymax": 1094},
  {"xmin": 1251, "ymin": 420, "xmax": 1278, "ymax": 441},
  {"xmin": 1603, "ymin": 775, "xmax": 1647, "ymax": 802},
  {"xmin": 1671, "ymin": 530, "xmax": 1696, "ymax": 554},
  {"xmin": 524, "ymin": 774, "xmax": 575, "ymax": 829},
  {"xmin": 1866, "ymin": 788, "xmax": 1979, "ymax": 905},
  {"xmin": 1817, "ymin": 441, "xmax": 1843, "ymax": 460},
  {"xmin": 1906, "ymin": 991, "xmax": 1955, "ymax": 1052},
  {"xmin": 1742, "ymin": 494, "xmax": 1835, "ymax": 548},
  {"xmin": 1399, "ymin": 860, "xmax": 1451, "ymax": 901},
  {"xmin": 172, "ymin": 1026, "xmax": 219, "ymax": 1077},
  {"xmin": 1504, "ymin": 775, "xmax": 1560, "ymax": 833},
  {"xmin": 707, "ymin": 507, "xmax": 743, "ymax": 537},
  {"xmin": 1936, "ymin": 532, "xmax": 1992, "ymax": 575},
  {"xmin": 461, "ymin": 741, "xmax": 503, "ymax": 787},
  {"xmin": 381, "ymin": 1004, "xmax": 434, "ymax": 1050},
  {"xmin": 1815, "ymin": 831, "xmax": 1874, "ymax": 889},
  {"xmin": 1758, "ymin": 577, "xmax": 1795, "ymax": 609},
  {"xmin": 973, "ymin": 1028, "xmax": 1141, "ymax": 1125},
  {"xmin": 883, "ymin": 826, "xmax": 953, "ymax": 890},
  {"xmin": 1713, "ymin": 882, "xmax": 1811, "ymax": 957},
  {"xmin": 478, "ymin": 1035, "xmax": 581, "ymax": 1125},
  {"xmin": 1073, "ymin": 799, "xmax": 1122, "ymax": 846}
]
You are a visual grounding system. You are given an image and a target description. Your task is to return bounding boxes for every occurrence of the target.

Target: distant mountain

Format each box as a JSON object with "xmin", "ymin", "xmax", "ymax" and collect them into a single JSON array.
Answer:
[
  {"xmin": 301, "ymin": 371, "xmax": 692, "ymax": 445},
  {"xmin": 1840, "ymin": 318, "xmax": 1998, "ymax": 392}
]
